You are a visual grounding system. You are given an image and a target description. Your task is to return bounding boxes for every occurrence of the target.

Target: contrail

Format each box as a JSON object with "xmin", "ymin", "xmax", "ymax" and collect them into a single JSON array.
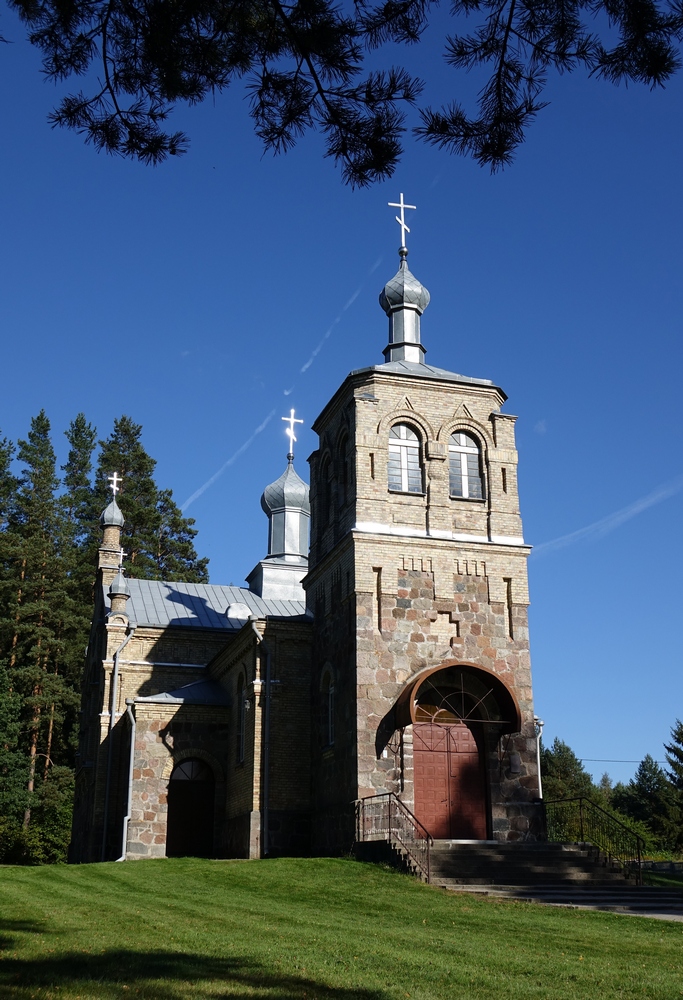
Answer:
[
  {"xmin": 181, "ymin": 410, "xmax": 276, "ymax": 511},
  {"xmin": 532, "ymin": 474, "xmax": 683, "ymax": 557},
  {"xmin": 299, "ymin": 284, "xmax": 363, "ymax": 374},
  {"xmin": 181, "ymin": 256, "xmax": 383, "ymax": 510}
]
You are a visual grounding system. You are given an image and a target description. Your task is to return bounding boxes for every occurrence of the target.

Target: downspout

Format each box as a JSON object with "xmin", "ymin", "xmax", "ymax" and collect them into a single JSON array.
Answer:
[
  {"xmin": 101, "ymin": 625, "xmax": 136, "ymax": 861},
  {"xmin": 250, "ymin": 617, "xmax": 271, "ymax": 857},
  {"xmin": 116, "ymin": 699, "xmax": 136, "ymax": 862},
  {"xmin": 534, "ymin": 715, "xmax": 545, "ymax": 799}
]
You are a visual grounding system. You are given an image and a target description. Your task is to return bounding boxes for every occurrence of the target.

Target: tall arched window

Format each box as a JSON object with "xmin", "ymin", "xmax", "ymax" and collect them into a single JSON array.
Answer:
[
  {"xmin": 338, "ymin": 435, "xmax": 350, "ymax": 507},
  {"xmin": 319, "ymin": 456, "xmax": 332, "ymax": 524},
  {"xmin": 237, "ymin": 674, "xmax": 245, "ymax": 763},
  {"xmin": 388, "ymin": 424, "xmax": 423, "ymax": 493},
  {"xmin": 449, "ymin": 432, "xmax": 484, "ymax": 499},
  {"xmin": 321, "ymin": 670, "xmax": 335, "ymax": 746}
]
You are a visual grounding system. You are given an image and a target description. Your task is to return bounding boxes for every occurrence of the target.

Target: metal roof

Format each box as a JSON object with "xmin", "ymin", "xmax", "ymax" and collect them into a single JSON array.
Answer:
[
  {"xmin": 261, "ymin": 460, "xmax": 310, "ymax": 515},
  {"xmin": 135, "ymin": 679, "xmax": 231, "ymax": 706},
  {"xmin": 350, "ymin": 359, "xmax": 495, "ymax": 387},
  {"xmin": 103, "ymin": 579, "xmax": 308, "ymax": 630}
]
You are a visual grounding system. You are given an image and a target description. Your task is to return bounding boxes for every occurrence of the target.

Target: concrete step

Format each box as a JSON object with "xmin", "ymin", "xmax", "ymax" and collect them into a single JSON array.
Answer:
[{"xmin": 437, "ymin": 883, "xmax": 683, "ymax": 919}]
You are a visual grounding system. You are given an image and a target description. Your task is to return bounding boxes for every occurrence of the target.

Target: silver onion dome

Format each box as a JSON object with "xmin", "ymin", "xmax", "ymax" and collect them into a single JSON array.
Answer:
[
  {"xmin": 261, "ymin": 461, "xmax": 311, "ymax": 518},
  {"xmin": 380, "ymin": 249, "xmax": 431, "ymax": 316},
  {"xmin": 108, "ymin": 568, "xmax": 130, "ymax": 598},
  {"xmin": 100, "ymin": 498, "xmax": 125, "ymax": 528},
  {"xmin": 379, "ymin": 248, "xmax": 430, "ymax": 363}
]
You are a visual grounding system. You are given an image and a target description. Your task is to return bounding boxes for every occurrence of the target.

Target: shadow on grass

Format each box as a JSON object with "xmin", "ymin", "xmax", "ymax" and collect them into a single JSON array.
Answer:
[{"xmin": 0, "ymin": 921, "xmax": 388, "ymax": 1000}]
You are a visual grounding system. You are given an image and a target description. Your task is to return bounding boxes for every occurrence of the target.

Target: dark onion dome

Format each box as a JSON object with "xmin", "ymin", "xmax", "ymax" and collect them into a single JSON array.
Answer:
[
  {"xmin": 261, "ymin": 461, "xmax": 310, "ymax": 516},
  {"xmin": 100, "ymin": 497, "xmax": 125, "ymax": 527},
  {"xmin": 379, "ymin": 248, "xmax": 431, "ymax": 317},
  {"xmin": 108, "ymin": 568, "xmax": 131, "ymax": 597}
]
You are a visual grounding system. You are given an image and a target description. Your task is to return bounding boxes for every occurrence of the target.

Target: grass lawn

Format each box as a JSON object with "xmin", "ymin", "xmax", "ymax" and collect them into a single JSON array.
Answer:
[{"xmin": 0, "ymin": 858, "xmax": 681, "ymax": 1000}]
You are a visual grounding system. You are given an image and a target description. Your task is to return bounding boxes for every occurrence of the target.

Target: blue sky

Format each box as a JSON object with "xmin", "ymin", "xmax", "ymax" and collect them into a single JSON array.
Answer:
[{"xmin": 1, "ymin": 6, "xmax": 681, "ymax": 784}]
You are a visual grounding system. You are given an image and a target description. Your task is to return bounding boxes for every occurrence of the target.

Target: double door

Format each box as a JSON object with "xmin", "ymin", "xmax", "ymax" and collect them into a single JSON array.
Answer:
[{"xmin": 413, "ymin": 723, "xmax": 488, "ymax": 839}]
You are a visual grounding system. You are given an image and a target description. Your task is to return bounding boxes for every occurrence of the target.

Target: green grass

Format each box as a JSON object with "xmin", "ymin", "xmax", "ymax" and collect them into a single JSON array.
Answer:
[{"xmin": 0, "ymin": 858, "xmax": 681, "ymax": 1000}]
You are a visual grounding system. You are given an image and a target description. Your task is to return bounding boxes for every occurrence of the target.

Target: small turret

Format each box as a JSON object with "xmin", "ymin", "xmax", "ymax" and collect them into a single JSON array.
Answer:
[
  {"xmin": 98, "ymin": 473, "xmax": 125, "ymax": 586},
  {"xmin": 380, "ymin": 247, "xmax": 430, "ymax": 364},
  {"xmin": 247, "ymin": 414, "xmax": 310, "ymax": 602},
  {"xmin": 108, "ymin": 567, "xmax": 131, "ymax": 619}
]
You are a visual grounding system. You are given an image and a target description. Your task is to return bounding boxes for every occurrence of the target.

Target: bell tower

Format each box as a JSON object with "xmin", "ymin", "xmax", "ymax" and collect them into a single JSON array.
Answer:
[{"xmin": 306, "ymin": 200, "xmax": 541, "ymax": 851}]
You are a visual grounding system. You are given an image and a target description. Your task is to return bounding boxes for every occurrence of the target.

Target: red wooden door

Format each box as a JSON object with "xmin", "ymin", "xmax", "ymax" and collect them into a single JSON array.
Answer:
[{"xmin": 413, "ymin": 723, "xmax": 487, "ymax": 839}]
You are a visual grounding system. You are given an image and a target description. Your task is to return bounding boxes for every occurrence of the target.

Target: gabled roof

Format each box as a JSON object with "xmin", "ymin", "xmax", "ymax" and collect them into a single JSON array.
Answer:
[{"xmin": 104, "ymin": 579, "xmax": 308, "ymax": 630}]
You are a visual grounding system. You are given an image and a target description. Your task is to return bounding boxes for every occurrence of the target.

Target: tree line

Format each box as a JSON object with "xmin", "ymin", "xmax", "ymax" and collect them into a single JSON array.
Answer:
[
  {"xmin": 0, "ymin": 411, "xmax": 208, "ymax": 864},
  {"xmin": 542, "ymin": 723, "xmax": 683, "ymax": 855}
]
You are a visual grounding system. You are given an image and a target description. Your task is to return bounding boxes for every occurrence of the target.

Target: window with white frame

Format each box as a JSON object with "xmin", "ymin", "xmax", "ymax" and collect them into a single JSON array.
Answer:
[
  {"xmin": 449, "ymin": 431, "xmax": 484, "ymax": 499},
  {"xmin": 388, "ymin": 424, "xmax": 423, "ymax": 493}
]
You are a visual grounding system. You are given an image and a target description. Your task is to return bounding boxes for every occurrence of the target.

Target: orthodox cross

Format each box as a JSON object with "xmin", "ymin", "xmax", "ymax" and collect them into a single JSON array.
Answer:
[
  {"xmin": 108, "ymin": 471, "xmax": 122, "ymax": 495},
  {"xmin": 117, "ymin": 547, "xmax": 127, "ymax": 568},
  {"xmin": 282, "ymin": 409, "xmax": 304, "ymax": 459},
  {"xmin": 388, "ymin": 193, "xmax": 416, "ymax": 248}
]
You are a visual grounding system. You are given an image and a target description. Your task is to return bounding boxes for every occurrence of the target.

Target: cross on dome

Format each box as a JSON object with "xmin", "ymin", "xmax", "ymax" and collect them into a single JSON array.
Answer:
[
  {"xmin": 108, "ymin": 471, "xmax": 122, "ymax": 495},
  {"xmin": 388, "ymin": 193, "xmax": 416, "ymax": 249},
  {"xmin": 282, "ymin": 409, "xmax": 304, "ymax": 460}
]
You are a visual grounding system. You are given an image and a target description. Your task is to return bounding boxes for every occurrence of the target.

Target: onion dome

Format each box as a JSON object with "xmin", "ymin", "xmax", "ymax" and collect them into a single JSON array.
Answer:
[
  {"xmin": 108, "ymin": 568, "xmax": 131, "ymax": 598},
  {"xmin": 379, "ymin": 248, "xmax": 431, "ymax": 316},
  {"xmin": 379, "ymin": 247, "xmax": 430, "ymax": 364},
  {"xmin": 261, "ymin": 460, "xmax": 311, "ymax": 518},
  {"xmin": 100, "ymin": 498, "xmax": 125, "ymax": 528}
]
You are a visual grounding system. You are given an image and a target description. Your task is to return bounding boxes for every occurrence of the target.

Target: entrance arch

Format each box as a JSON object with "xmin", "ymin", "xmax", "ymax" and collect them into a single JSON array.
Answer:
[
  {"xmin": 166, "ymin": 758, "xmax": 215, "ymax": 857},
  {"xmin": 404, "ymin": 665, "xmax": 518, "ymax": 840}
]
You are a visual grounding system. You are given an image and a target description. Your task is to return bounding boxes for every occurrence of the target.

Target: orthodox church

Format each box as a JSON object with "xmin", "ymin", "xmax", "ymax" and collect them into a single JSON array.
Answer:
[{"xmin": 71, "ymin": 205, "xmax": 542, "ymax": 863}]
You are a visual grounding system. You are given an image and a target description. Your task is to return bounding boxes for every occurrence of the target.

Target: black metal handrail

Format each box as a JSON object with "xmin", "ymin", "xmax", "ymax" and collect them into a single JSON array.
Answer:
[
  {"xmin": 356, "ymin": 793, "xmax": 433, "ymax": 883},
  {"xmin": 544, "ymin": 796, "xmax": 644, "ymax": 885}
]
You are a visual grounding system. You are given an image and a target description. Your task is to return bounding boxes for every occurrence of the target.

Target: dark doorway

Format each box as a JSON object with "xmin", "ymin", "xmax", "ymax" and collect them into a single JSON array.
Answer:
[
  {"xmin": 166, "ymin": 758, "xmax": 215, "ymax": 858},
  {"xmin": 413, "ymin": 723, "xmax": 487, "ymax": 839}
]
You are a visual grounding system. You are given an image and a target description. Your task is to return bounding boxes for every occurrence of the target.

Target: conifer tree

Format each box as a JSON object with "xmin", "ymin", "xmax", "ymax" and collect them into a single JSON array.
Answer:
[
  {"xmin": 61, "ymin": 414, "xmax": 101, "ymax": 619},
  {"xmin": 539, "ymin": 738, "xmax": 595, "ymax": 801},
  {"xmin": 94, "ymin": 416, "xmax": 208, "ymax": 582},
  {"xmin": 664, "ymin": 719, "xmax": 683, "ymax": 792},
  {"xmin": 612, "ymin": 755, "xmax": 680, "ymax": 850},
  {"xmin": 0, "ymin": 412, "xmax": 81, "ymax": 830}
]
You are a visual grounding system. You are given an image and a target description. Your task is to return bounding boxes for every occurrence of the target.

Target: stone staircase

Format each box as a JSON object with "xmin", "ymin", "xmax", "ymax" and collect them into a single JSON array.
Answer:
[
  {"xmin": 430, "ymin": 840, "xmax": 627, "ymax": 886},
  {"xmin": 425, "ymin": 841, "xmax": 683, "ymax": 919}
]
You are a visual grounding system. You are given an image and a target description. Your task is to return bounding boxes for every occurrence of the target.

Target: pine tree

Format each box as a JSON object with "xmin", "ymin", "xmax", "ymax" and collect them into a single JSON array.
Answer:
[
  {"xmin": 0, "ymin": 412, "xmax": 80, "ymax": 833},
  {"xmin": 664, "ymin": 719, "xmax": 683, "ymax": 792},
  {"xmin": 612, "ymin": 755, "xmax": 680, "ymax": 851},
  {"xmin": 94, "ymin": 416, "xmax": 208, "ymax": 582},
  {"xmin": 61, "ymin": 414, "xmax": 99, "ymax": 603},
  {"xmin": 540, "ymin": 738, "xmax": 595, "ymax": 801}
]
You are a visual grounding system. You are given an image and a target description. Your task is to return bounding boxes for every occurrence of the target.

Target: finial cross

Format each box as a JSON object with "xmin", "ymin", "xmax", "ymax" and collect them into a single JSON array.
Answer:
[
  {"xmin": 282, "ymin": 409, "xmax": 304, "ymax": 458},
  {"xmin": 388, "ymin": 193, "xmax": 416, "ymax": 248},
  {"xmin": 108, "ymin": 471, "xmax": 122, "ymax": 496}
]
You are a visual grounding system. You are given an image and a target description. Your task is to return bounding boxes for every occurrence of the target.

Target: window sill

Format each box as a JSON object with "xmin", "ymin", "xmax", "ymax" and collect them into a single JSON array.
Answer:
[
  {"xmin": 449, "ymin": 496, "xmax": 486, "ymax": 503},
  {"xmin": 388, "ymin": 490, "xmax": 426, "ymax": 497}
]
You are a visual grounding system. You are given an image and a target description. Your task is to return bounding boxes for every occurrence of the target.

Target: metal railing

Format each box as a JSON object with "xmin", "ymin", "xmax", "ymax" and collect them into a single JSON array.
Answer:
[
  {"xmin": 356, "ymin": 793, "xmax": 433, "ymax": 883},
  {"xmin": 544, "ymin": 797, "xmax": 644, "ymax": 885}
]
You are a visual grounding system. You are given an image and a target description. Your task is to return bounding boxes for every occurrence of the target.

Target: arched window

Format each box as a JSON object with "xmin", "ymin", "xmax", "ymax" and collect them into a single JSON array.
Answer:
[
  {"xmin": 237, "ymin": 674, "xmax": 245, "ymax": 763},
  {"xmin": 319, "ymin": 456, "xmax": 332, "ymax": 524},
  {"xmin": 338, "ymin": 435, "xmax": 350, "ymax": 507},
  {"xmin": 321, "ymin": 670, "xmax": 335, "ymax": 746},
  {"xmin": 449, "ymin": 432, "xmax": 484, "ymax": 499},
  {"xmin": 388, "ymin": 424, "xmax": 422, "ymax": 493}
]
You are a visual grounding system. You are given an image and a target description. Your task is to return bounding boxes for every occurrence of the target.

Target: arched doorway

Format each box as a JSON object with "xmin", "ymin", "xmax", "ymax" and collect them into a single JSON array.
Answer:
[
  {"xmin": 166, "ymin": 758, "xmax": 215, "ymax": 858},
  {"xmin": 409, "ymin": 666, "xmax": 516, "ymax": 840}
]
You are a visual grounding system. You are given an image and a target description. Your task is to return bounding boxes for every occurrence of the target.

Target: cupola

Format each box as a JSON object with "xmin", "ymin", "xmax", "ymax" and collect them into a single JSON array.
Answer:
[
  {"xmin": 380, "ymin": 249, "xmax": 430, "ymax": 364},
  {"xmin": 246, "ymin": 414, "xmax": 310, "ymax": 603}
]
